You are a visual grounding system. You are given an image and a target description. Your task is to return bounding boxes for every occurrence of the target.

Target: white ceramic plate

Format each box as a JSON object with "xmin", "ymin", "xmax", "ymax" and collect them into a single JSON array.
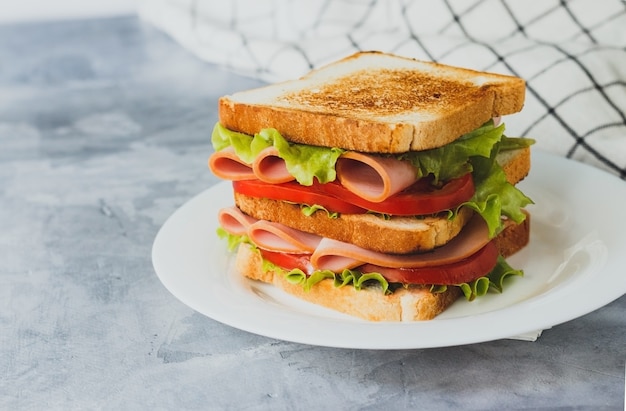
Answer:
[{"xmin": 152, "ymin": 151, "xmax": 626, "ymax": 349}]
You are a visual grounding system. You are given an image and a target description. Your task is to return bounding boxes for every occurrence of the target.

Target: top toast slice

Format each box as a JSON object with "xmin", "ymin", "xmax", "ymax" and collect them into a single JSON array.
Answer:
[{"xmin": 218, "ymin": 51, "xmax": 525, "ymax": 153}]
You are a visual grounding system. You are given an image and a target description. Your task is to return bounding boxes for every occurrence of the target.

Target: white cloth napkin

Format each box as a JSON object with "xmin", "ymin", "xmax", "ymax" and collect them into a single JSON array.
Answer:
[{"xmin": 510, "ymin": 329, "xmax": 547, "ymax": 342}]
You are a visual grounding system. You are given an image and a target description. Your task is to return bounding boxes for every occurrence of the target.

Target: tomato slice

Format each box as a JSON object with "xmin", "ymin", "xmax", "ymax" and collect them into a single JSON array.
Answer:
[
  {"xmin": 360, "ymin": 241, "xmax": 499, "ymax": 285},
  {"xmin": 233, "ymin": 180, "xmax": 367, "ymax": 214},
  {"xmin": 233, "ymin": 173, "xmax": 474, "ymax": 216},
  {"xmin": 261, "ymin": 250, "xmax": 315, "ymax": 275},
  {"xmin": 259, "ymin": 241, "xmax": 498, "ymax": 286},
  {"xmin": 315, "ymin": 173, "xmax": 474, "ymax": 215}
]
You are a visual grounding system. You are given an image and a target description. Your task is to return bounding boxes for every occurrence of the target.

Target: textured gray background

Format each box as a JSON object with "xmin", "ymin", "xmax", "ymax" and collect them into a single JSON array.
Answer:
[{"xmin": 1, "ymin": 16, "xmax": 624, "ymax": 410}]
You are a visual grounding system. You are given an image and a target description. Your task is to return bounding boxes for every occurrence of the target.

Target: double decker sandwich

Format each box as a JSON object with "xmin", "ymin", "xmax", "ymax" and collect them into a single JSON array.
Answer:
[{"xmin": 209, "ymin": 51, "xmax": 534, "ymax": 321}]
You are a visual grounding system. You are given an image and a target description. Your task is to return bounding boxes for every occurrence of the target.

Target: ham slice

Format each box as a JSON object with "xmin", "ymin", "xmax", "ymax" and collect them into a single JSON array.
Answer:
[
  {"xmin": 248, "ymin": 220, "xmax": 322, "ymax": 253},
  {"xmin": 336, "ymin": 152, "xmax": 418, "ymax": 202},
  {"xmin": 218, "ymin": 206, "xmax": 491, "ymax": 273},
  {"xmin": 310, "ymin": 215, "xmax": 491, "ymax": 272},
  {"xmin": 218, "ymin": 207, "xmax": 258, "ymax": 235},
  {"xmin": 209, "ymin": 146, "xmax": 294, "ymax": 184},
  {"xmin": 209, "ymin": 147, "xmax": 256, "ymax": 180},
  {"xmin": 211, "ymin": 148, "xmax": 424, "ymax": 203},
  {"xmin": 252, "ymin": 147, "xmax": 295, "ymax": 184},
  {"xmin": 219, "ymin": 207, "xmax": 320, "ymax": 253}
]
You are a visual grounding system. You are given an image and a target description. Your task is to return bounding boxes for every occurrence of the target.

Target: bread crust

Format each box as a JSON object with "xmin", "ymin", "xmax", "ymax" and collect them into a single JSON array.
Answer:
[
  {"xmin": 235, "ymin": 212, "xmax": 530, "ymax": 321},
  {"xmin": 219, "ymin": 51, "xmax": 526, "ymax": 153},
  {"xmin": 494, "ymin": 211, "xmax": 530, "ymax": 258},
  {"xmin": 499, "ymin": 146, "xmax": 531, "ymax": 185}
]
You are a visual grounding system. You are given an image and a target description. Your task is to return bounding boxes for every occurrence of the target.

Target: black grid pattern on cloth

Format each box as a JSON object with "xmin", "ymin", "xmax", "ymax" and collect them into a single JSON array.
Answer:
[
  {"xmin": 417, "ymin": 0, "xmax": 626, "ymax": 178},
  {"xmin": 141, "ymin": 0, "xmax": 626, "ymax": 179}
]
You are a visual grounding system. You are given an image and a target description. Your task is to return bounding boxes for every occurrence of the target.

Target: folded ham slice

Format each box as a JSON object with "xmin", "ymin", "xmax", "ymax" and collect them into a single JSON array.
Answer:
[
  {"xmin": 310, "ymin": 215, "xmax": 491, "ymax": 272},
  {"xmin": 209, "ymin": 147, "xmax": 295, "ymax": 183},
  {"xmin": 336, "ymin": 152, "xmax": 419, "ymax": 202},
  {"xmin": 248, "ymin": 220, "xmax": 322, "ymax": 253},
  {"xmin": 209, "ymin": 147, "xmax": 256, "ymax": 181},
  {"xmin": 210, "ymin": 148, "xmax": 421, "ymax": 202},
  {"xmin": 219, "ymin": 206, "xmax": 492, "ymax": 274},
  {"xmin": 217, "ymin": 206, "xmax": 257, "ymax": 235},
  {"xmin": 219, "ymin": 209, "xmax": 321, "ymax": 253},
  {"xmin": 252, "ymin": 147, "xmax": 295, "ymax": 184}
]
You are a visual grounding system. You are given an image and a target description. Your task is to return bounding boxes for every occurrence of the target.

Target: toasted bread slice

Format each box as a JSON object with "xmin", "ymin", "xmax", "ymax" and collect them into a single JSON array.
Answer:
[
  {"xmin": 219, "ymin": 51, "xmax": 525, "ymax": 153},
  {"xmin": 234, "ymin": 147, "xmax": 530, "ymax": 254},
  {"xmin": 236, "ymin": 211, "xmax": 530, "ymax": 321},
  {"xmin": 235, "ymin": 195, "xmax": 474, "ymax": 254}
]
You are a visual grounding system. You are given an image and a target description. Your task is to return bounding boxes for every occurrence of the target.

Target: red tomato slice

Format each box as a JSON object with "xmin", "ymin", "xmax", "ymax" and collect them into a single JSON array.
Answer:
[
  {"xmin": 259, "ymin": 241, "xmax": 498, "ymax": 286},
  {"xmin": 233, "ymin": 173, "xmax": 474, "ymax": 216},
  {"xmin": 260, "ymin": 250, "xmax": 315, "ymax": 275},
  {"xmin": 315, "ymin": 173, "xmax": 474, "ymax": 215},
  {"xmin": 233, "ymin": 180, "xmax": 367, "ymax": 214},
  {"xmin": 360, "ymin": 241, "xmax": 499, "ymax": 285}
]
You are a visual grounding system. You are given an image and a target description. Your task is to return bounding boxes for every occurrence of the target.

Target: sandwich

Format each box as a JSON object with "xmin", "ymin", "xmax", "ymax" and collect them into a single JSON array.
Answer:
[{"xmin": 208, "ymin": 51, "xmax": 534, "ymax": 321}]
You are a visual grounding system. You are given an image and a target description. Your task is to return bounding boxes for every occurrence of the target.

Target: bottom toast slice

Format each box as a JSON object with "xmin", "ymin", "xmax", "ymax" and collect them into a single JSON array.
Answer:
[{"xmin": 235, "ymin": 212, "xmax": 530, "ymax": 322}]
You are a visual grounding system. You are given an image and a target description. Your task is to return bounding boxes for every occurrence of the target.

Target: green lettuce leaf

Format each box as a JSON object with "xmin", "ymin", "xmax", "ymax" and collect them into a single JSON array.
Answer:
[
  {"xmin": 275, "ymin": 253, "xmax": 522, "ymax": 301},
  {"xmin": 211, "ymin": 123, "xmax": 343, "ymax": 185},
  {"xmin": 462, "ymin": 138, "xmax": 534, "ymax": 237},
  {"xmin": 300, "ymin": 204, "xmax": 339, "ymax": 218},
  {"xmin": 259, "ymin": 254, "xmax": 391, "ymax": 294},
  {"xmin": 398, "ymin": 119, "xmax": 534, "ymax": 237},
  {"xmin": 487, "ymin": 255, "xmax": 525, "ymax": 292},
  {"xmin": 499, "ymin": 135, "xmax": 537, "ymax": 151},
  {"xmin": 400, "ymin": 120, "xmax": 505, "ymax": 183},
  {"xmin": 216, "ymin": 227, "xmax": 248, "ymax": 252},
  {"xmin": 338, "ymin": 270, "xmax": 389, "ymax": 292},
  {"xmin": 458, "ymin": 277, "xmax": 491, "ymax": 302},
  {"xmin": 456, "ymin": 256, "xmax": 524, "ymax": 301},
  {"xmin": 212, "ymin": 123, "xmax": 255, "ymax": 160}
]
